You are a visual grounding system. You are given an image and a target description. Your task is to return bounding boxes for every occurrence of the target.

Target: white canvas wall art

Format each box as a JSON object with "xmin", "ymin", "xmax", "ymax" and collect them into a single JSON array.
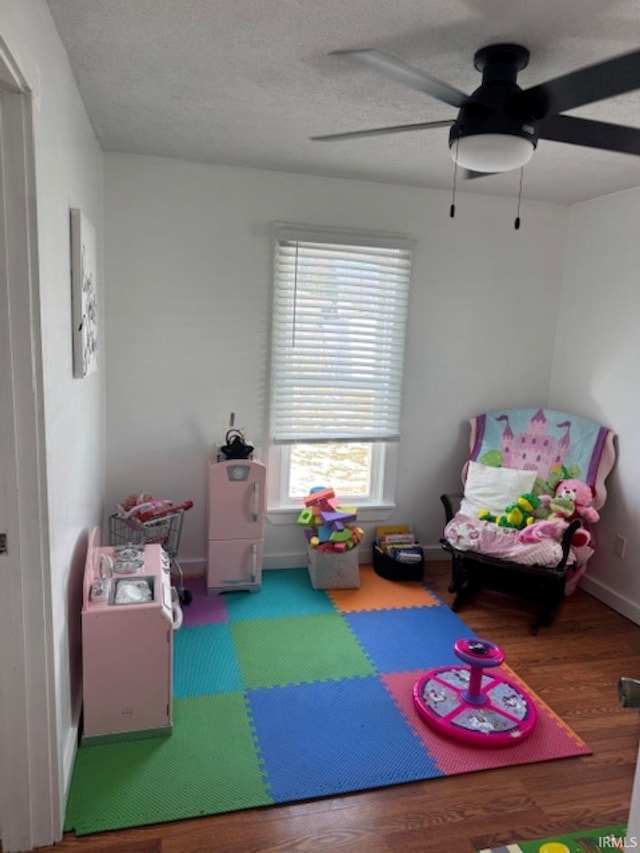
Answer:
[{"xmin": 70, "ymin": 208, "xmax": 98, "ymax": 377}]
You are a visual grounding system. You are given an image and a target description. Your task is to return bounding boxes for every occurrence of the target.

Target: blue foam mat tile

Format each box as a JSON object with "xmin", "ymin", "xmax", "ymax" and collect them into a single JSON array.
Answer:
[
  {"xmin": 173, "ymin": 624, "xmax": 243, "ymax": 698},
  {"xmin": 246, "ymin": 675, "xmax": 442, "ymax": 801},
  {"xmin": 345, "ymin": 603, "xmax": 477, "ymax": 673},
  {"xmin": 224, "ymin": 568, "xmax": 336, "ymax": 622}
]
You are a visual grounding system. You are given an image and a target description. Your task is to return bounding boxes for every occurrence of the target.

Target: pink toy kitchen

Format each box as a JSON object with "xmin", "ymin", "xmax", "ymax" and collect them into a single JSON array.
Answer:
[{"xmin": 81, "ymin": 528, "xmax": 182, "ymax": 744}]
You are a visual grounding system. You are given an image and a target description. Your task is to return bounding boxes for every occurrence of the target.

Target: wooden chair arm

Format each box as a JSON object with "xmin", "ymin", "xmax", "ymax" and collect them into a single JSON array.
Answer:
[{"xmin": 440, "ymin": 493, "xmax": 463, "ymax": 524}]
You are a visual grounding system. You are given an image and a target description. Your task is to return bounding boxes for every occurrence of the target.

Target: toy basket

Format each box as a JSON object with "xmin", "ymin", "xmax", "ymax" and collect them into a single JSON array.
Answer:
[
  {"xmin": 372, "ymin": 524, "xmax": 424, "ymax": 581},
  {"xmin": 108, "ymin": 509, "xmax": 192, "ymax": 604},
  {"xmin": 307, "ymin": 545, "xmax": 360, "ymax": 590},
  {"xmin": 372, "ymin": 543, "xmax": 424, "ymax": 581}
]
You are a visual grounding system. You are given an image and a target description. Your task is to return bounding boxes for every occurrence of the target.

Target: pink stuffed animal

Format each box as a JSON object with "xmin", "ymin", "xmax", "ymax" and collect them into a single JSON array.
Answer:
[
  {"xmin": 518, "ymin": 479, "xmax": 598, "ymax": 548},
  {"xmin": 554, "ymin": 479, "xmax": 600, "ymax": 524}
]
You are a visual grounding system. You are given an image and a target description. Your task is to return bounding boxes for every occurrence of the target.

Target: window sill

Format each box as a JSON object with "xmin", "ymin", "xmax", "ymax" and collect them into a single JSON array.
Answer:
[{"xmin": 267, "ymin": 503, "xmax": 396, "ymax": 526}]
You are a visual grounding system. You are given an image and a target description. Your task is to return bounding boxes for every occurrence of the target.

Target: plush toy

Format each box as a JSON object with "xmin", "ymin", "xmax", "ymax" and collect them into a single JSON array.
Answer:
[
  {"xmin": 541, "ymin": 493, "xmax": 575, "ymax": 520},
  {"xmin": 478, "ymin": 492, "xmax": 544, "ymax": 530},
  {"xmin": 119, "ymin": 492, "xmax": 153, "ymax": 513},
  {"xmin": 554, "ymin": 479, "xmax": 600, "ymax": 524},
  {"xmin": 518, "ymin": 479, "xmax": 597, "ymax": 547},
  {"xmin": 117, "ymin": 492, "xmax": 171, "ymax": 519},
  {"xmin": 532, "ymin": 464, "xmax": 581, "ymax": 500}
]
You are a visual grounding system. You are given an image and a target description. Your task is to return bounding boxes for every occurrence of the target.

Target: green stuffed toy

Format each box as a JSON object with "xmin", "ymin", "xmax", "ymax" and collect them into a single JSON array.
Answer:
[
  {"xmin": 546, "ymin": 494, "xmax": 576, "ymax": 520},
  {"xmin": 478, "ymin": 492, "xmax": 544, "ymax": 530}
]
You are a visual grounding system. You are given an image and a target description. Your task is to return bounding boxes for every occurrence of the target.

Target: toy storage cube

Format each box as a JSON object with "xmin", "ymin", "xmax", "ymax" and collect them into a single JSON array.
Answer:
[{"xmin": 307, "ymin": 546, "xmax": 360, "ymax": 590}]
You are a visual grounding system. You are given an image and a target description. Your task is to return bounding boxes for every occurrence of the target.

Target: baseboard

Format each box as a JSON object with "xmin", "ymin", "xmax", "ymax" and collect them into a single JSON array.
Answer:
[
  {"xmin": 182, "ymin": 544, "xmax": 448, "ymax": 576},
  {"xmin": 423, "ymin": 544, "xmax": 449, "ymax": 561},
  {"xmin": 61, "ymin": 724, "xmax": 78, "ymax": 821},
  {"xmin": 60, "ymin": 682, "xmax": 84, "ymax": 820},
  {"xmin": 263, "ymin": 552, "xmax": 308, "ymax": 570},
  {"xmin": 179, "ymin": 555, "xmax": 308, "ymax": 575},
  {"xmin": 262, "ymin": 546, "xmax": 447, "ymax": 570},
  {"xmin": 579, "ymin": 573, "xmax": 640, "ymax": 626},
  {"xmin": 179, "ymin": 558, "xmax": 206, "ymax": 577}
]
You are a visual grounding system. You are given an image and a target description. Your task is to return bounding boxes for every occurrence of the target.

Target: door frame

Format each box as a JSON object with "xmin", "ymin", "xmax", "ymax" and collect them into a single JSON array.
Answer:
[{"xmin": 0, "ymin": 37, "xmax": 60, "ymax": 851}]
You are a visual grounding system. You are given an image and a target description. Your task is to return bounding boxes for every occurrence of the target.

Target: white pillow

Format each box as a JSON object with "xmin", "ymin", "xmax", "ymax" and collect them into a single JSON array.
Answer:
[{"xmin": 460, "ymin": 461, "xmax": 537, "ymax": 518}]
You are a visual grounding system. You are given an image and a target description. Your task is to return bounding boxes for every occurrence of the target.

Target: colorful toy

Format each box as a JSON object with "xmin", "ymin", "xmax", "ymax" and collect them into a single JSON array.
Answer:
[
  {"xmin": 532, "ymin": 463, "xmax": 581, "ymax": 500},
  {"xmin": 116, "ymin": 493, "xmax": 172, "ymax": 520},
  {"xmin": 412, "ymin": 638, "xmax": 537, "ymax": 747},
  {"xmin": 477, "ymin": 475, "xmax": 598, "ymax": 547},
  {"xmin": 518, "ymin": 478, "xmax": 597, "ymax": 547},
  {"xmin": 478, "ymin": 491, "xmax": 544, "ymax": 529},
  {"xmin": 297, "ymin": 486, "xmax": 363, "ymax": 553},
  {"xmin": 554, "ymin": 479, "xmax": 599, "ymax": 524}
]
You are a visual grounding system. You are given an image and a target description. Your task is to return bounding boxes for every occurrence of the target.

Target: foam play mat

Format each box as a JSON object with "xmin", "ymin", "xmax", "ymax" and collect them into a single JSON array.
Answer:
[
  {"xmin": 475, "ymin": 823, "xmax": 628, "ymax": 851},
  {"xmin": 65, "ymin": 566, "xmax": 592, "ymax": 835}
]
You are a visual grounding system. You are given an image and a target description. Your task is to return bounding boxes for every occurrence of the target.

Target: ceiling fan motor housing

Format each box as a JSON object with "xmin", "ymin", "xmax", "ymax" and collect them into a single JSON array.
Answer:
[{"xmin": 449, "ymin": 44, "xmax": 539, "ymax": 161}]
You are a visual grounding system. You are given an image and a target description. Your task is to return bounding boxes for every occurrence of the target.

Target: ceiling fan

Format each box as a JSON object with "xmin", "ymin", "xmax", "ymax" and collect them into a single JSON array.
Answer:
[{"xmin": 311, "ymin": 43, "xmax": 640, "ymax": 176}]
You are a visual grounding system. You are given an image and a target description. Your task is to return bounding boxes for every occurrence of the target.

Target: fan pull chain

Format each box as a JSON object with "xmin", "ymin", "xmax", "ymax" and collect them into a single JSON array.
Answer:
[
  {"xmin": 514, "ymin": 168, "xmax": 524, "ymax": 230},
  {"xmin": 450, "ymin": 138, "xmax": 459, "ymax": 218}
]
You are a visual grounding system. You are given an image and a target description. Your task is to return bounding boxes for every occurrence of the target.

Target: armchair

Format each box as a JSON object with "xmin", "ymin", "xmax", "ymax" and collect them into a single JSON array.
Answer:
[{"xmin": 440, "ymin": 408, "xmax": 616, "ymax": 633}]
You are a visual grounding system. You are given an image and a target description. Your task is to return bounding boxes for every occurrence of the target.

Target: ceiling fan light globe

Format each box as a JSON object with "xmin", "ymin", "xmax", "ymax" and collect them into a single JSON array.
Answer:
[{"xmin": 452, "ymin": 133, "xmax": 535, "ymax": 173}]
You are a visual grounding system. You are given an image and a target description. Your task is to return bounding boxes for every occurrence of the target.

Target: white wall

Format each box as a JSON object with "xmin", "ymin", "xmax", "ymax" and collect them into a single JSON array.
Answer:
[
  {"xmin": 104, "ymin": 153, "xmax": 568, "ymax": 567},
  {"xmin": 550, "ymin": 186, "xmax": 640, "ymax": 622},
  {"xmin": 0, "ymin": 0, "xmax": 105, "ymax": 815}
]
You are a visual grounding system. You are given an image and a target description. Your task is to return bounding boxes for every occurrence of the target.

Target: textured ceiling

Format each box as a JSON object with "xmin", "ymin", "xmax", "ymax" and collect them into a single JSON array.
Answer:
[{"xmin": 47, "ymin": 0, "xmax": 640, "ymax": 204}]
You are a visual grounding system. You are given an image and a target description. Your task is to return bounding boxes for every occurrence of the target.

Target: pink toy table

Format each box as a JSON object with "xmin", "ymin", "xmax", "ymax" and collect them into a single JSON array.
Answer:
[{"xmin": 412, "ymin": 638, "xmax": 537, "ymax": 747}]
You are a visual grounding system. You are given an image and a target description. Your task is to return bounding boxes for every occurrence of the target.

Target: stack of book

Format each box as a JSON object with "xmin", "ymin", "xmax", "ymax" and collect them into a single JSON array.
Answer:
[
  {"xmin": 373, "ymin": 525, "xmax": 424, "ymax": 581},
  {"xmin": 377, "ymin": 531, "xmax": 423, "ymax": 563}
]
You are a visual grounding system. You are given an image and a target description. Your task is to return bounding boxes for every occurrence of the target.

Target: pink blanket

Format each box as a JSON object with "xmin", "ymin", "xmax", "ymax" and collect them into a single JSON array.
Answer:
[{"xmin": 443, "ymin": 514, "xmax": 592, "ymax": 594}]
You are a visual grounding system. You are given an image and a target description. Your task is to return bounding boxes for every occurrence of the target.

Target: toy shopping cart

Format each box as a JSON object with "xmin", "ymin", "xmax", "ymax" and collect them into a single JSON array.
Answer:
[{"xmin": 108, "ymin": 501, "xmax": 194, "ymax": 605}]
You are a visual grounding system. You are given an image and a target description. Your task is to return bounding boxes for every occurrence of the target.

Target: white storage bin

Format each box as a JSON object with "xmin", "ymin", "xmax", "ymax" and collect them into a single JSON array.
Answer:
[{"xmin": 307, "ymin": 545, "xmax": 360, "ymax": 590}]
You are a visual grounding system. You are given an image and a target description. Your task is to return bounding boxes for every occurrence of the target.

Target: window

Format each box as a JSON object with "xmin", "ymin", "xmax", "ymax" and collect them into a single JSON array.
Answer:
[
  {"xmin": 288, "ymin": 442, "xmax": 375, "ymax": 499},
  {"xmin": 267, "ymin": 225, "xmax": 413, "ymax": 514}
]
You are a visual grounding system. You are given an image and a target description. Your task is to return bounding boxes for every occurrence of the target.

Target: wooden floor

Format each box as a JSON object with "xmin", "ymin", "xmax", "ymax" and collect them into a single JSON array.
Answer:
[{"xmin": 26, "ymin": 562, "xmax": 640, "ymax": 853}]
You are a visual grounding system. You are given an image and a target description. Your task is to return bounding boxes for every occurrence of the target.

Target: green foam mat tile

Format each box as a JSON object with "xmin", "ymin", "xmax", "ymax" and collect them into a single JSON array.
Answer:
[
  {"xmin": 231, "ymin": 612, "xmax": 376, "ymax": 689},
  {"xmin": 65, "ymin": 693, "xmax": 272, "ymax": 835}
]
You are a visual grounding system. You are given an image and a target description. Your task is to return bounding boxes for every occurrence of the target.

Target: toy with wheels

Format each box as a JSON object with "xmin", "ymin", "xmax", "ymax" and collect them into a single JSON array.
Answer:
[
  {"xmin": 109, "ymin": 499, "xmax": 194, "ymax": 606},
  {"xmin": 412, "ymin": 638, "xmax": 537, "ymax": 747}
]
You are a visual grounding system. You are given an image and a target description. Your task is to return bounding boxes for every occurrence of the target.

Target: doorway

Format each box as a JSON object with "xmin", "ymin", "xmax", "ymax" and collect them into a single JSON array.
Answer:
[{"xmin": 0, "ymin": 38, "xmax": 60, "ymax": 852}]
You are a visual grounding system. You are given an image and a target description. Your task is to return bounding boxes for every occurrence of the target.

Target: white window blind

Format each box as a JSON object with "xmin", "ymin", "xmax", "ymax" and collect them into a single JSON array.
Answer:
[{"xmin": 270, "ymin": 226, "xmax": 414, "ymax": 444}]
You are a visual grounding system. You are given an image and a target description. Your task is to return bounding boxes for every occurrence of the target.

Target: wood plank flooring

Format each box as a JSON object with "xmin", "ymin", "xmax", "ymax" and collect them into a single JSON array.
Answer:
[{"xmin": 23, "ymin": 562, "xmax": 640, "ymax": 853}]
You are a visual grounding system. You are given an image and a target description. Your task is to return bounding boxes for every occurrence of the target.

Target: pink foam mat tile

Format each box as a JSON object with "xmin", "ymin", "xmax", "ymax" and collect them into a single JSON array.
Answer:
[{"xmin": 381, "ymin": 669, "xmax": 591, "ymax": 776}]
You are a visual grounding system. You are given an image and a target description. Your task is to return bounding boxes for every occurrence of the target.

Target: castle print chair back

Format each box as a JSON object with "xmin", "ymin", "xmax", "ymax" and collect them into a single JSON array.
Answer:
[{"xmin": 440, "ymin": 408, "xmax": 616, "ymax": 633}]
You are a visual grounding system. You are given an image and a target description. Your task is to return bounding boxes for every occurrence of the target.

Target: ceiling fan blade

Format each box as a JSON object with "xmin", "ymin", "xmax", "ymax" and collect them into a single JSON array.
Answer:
[
  {"xmin": 511, "ymin": 47, "xmax": 640, "ymax": 119},
  {"xmin": 331, "ymin": 49, "xmax": 468, "ymax": 108},
  {"xmin": 461, "ymin": 169, "xmax": 498, "ymax": 179},
  {"xmin": 310, "ymin": 119, "xmax": 454, "ymax": 142},
  {"xmin": 539, "ymin": 114, "xmax": 640, "ymax": 157}
]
